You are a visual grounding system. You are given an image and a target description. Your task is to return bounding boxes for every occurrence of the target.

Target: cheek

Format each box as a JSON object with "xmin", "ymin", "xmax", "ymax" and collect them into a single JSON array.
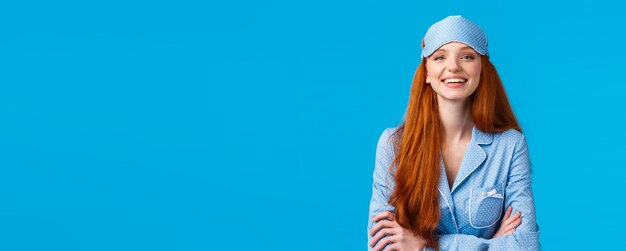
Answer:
[
  {"xmin": 471, "ymin": 76, "xmax": 481, "ymax": 92},
  {"xmin": 473, "ymin": 64, "xmax": 482, "ymax": 76},
  {"xmin": 425, "ymin": 65, "xmax": 441, "ymax": 81},
  {"xmin": 470, "ymin": 67, "xmax": 481, "ymax": 82}
]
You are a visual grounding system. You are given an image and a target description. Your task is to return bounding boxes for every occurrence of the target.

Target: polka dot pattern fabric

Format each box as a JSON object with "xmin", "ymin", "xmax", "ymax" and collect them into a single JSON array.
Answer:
[
  {"xmin": 367, "ymin": 126, "xmax": 540, "ymax": 250},
  {"xmin": 421, "ymin": 15, "xmax": 489, "ymax": 58}
]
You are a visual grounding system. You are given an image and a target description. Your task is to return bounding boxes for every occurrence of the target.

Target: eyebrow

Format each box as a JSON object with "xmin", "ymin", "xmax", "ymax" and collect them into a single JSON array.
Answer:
[{"xmin": 434, "ymin": 46, "xmax": 476, "ymax": 53}]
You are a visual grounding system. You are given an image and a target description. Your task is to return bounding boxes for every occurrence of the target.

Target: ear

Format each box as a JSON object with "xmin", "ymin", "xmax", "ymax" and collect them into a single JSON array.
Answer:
[{"xmin": 425, "ymin": 70, "xmax": 431, "ymax": 84}]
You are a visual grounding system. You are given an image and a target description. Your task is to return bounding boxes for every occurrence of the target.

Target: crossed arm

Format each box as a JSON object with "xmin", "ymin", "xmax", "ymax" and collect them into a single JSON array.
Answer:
[{"xmin": 367, "ymin": 130, "xmax": 539, "ymax": 250}]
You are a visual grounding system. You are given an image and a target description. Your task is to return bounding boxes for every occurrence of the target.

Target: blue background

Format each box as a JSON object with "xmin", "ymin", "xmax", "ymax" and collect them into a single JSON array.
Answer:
[{"xmin": 0, "ymin": 0, "xmax": 623, "ymax": 250}]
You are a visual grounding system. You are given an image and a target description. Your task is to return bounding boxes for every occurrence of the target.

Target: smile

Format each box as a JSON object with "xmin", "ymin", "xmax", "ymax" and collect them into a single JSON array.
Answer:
[{"xmin": 443, "ymin": 78, "xmax": 467, "ymax": 83}]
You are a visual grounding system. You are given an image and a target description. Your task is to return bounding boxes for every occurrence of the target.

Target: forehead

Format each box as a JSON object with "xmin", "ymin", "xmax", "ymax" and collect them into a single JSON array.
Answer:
[{"xmin": 433, "ymin": 42, "xmax": 477, "ymax": 53}]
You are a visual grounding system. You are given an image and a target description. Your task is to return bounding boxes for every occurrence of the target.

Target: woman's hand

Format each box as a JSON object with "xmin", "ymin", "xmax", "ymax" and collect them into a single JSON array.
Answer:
[
  {"xmin": 369, "ymin": 211, "xmax": 427, "ymax": 251},
  {"xmin": 493, "ymin": 206, "xmax": 521, "ymax": 238}
]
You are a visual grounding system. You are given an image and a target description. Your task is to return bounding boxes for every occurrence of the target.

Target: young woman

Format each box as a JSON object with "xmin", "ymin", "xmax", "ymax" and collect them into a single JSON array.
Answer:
[{"xmin": 367, "ymin": 16, "xmax": 540, "ymax": 251}]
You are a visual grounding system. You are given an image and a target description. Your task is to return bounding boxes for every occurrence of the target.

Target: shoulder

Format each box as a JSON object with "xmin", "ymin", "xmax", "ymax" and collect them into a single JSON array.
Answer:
[
  {"xmin": 488, "ymin": 129, "xmax": 530, "ymax": 160},
  {"xmin": 377, "ymin": 127, "xmax": 400, "ymax": 147},
  {"xmin": 491, "ymin": 128, "xmax": 526, "ymax": 147},
  {"xmin": 375, "ymin": 127, "xmax": 400, "ymax": 166}
]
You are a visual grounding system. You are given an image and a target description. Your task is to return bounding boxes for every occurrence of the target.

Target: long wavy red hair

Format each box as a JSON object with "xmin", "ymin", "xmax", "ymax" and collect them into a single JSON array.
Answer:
[{"xmin": 388, "ymin": 54, "xmax": 521, "ymax": 250}]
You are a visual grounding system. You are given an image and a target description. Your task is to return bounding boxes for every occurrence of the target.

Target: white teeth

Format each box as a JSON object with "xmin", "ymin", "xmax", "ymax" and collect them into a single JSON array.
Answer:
[{"xmin": 444, "ymin": 78, "xmax": 467, "ymax": 83}]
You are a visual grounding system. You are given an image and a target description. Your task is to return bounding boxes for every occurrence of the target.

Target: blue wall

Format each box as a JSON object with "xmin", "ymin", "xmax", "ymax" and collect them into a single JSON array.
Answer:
[{"xmin": 0, "ymin": 0, "xmax": 623, "ymax": 250}]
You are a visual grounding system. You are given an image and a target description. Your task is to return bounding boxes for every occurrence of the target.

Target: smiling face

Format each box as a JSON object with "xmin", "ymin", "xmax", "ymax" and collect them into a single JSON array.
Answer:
[{"xmin": 425, "ymin": 42, "xmax": 482, "ymax": 102}]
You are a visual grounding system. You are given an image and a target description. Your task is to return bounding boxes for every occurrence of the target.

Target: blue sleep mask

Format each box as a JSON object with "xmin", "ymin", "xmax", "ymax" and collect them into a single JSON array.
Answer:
[{"xmin": 421, "ymin": 15, "xmax": 489, "ymax": 58}]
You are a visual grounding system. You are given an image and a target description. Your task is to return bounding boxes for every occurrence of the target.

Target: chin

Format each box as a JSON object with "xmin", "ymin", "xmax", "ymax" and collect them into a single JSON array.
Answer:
[{"xmin": 440, "ymin": 92, "xmax": 473, "ymax": 101}]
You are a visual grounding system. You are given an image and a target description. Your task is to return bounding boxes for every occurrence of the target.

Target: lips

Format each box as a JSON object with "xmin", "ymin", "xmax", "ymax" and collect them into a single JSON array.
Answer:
[{"xmin": 440, "ymin": 77, "xmax": 467, "ymax": 88}]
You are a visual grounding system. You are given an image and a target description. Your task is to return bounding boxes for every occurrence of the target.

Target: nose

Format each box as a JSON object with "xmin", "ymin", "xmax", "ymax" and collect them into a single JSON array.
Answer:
[{"xmin": 446, "ymin": 58, "xmax": 460, "ymax": 72}]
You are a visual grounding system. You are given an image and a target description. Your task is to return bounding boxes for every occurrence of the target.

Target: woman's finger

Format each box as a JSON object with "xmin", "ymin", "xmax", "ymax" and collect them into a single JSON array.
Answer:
[
  {"xmin": 369, "ymin": 219, "xmax": 394, "ymax": 236},
  {"xmin": 503, "ymin": 206, "xmax": 512, "ymax": 221},
  {"xmin": 372, "ymin": 211, "xmax": 395, "ymax": 223},
  {"xmin": 502, "ymin": 218, "xmax": 522, "ymax": 233},
  {"xmin": 369, "ymin": 227, "xmax": 397, "ymax": 247},
  {"xmin": 505, "ymin": 212, "xmax": 521, "ymax": 226},
  {"xmin": 510, "ymin": 218, "xmax": 522, "ymax": 228},
  {"xmin": 502, "ymin": 211, "xmax": 521, "ymax": 226},
  {"xmin": 385, "ymin": 242, "xmax": 400, "ymax": 251},
  {"xmin": 503, "ymin": 217, "xmax": 521, "ymax": 230},
  {"xmin": 372, "ymin": 233, "xmax": 398, "ymax": 251}
]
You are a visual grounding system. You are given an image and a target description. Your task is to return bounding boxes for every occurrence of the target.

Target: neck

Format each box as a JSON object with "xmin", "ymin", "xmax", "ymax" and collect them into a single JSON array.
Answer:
[{"xmin": 437, "ymin": 97, "xmax": 474, "ymax": 144}]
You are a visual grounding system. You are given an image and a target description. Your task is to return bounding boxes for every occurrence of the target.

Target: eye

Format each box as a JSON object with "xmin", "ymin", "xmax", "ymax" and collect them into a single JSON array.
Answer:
[
  {"xmin": 433, "ymin": 55, "xmax": 445, "ymax": 61},
  {"xmin": 461, "ymin": 55, "xmax": 475, "ymax": 60}
]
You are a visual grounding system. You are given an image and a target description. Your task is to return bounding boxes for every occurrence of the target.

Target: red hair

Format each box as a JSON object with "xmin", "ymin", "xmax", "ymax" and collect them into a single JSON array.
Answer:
[{"xmin": 388, "ymin": 55, "xmax": 521, "ymax": 250}]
